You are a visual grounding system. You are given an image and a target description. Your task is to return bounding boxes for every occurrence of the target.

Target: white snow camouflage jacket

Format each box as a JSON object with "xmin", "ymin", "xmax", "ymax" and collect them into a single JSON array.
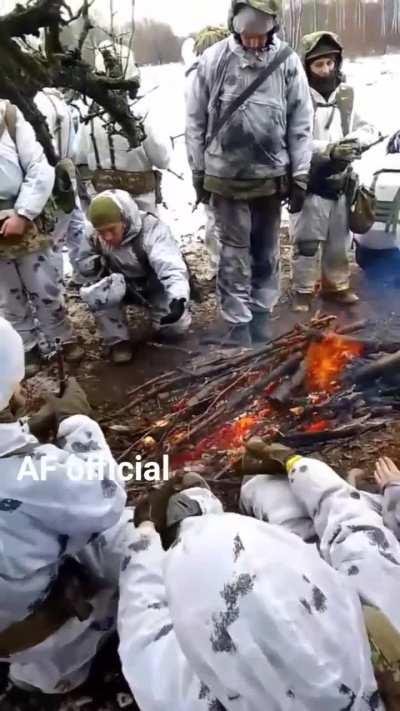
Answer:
[
  {"xmin": 0, "ymin": 101, "xmax": 55, "ymax": 221},
  {"xmin": 77, "ymin": 190, "xmax": 190, "ymax": 303},
  {"xmin": 310, "ymin": 84, "xmax": 380, "ymax": 158},
  {"xmin": 0, "ymin": 415, "xmax": 126, "ymax": 639},
  {"xmin": 186, "ymin": 35, "xmax": 313, "ymax": 181}
]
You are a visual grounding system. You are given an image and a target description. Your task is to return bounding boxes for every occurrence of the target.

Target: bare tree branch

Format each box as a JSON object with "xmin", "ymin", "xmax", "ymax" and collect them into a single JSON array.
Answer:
[{"xmin": 0, "ymin": 0, "xmax": 141, "ymax": 165}]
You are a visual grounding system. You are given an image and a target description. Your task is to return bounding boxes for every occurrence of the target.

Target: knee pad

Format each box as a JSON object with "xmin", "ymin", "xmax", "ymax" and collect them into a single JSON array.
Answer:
[{"xmin": 297, "ymin": 241, "xmax": 320, "ymax": 258}]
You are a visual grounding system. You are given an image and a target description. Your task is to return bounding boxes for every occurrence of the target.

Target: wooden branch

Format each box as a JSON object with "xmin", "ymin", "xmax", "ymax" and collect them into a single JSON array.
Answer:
[
  {"xmin": 350, "ymin": 350, "xmax": 400, "ymax": 384},
  {"xmin": 0, "ymin": 0, "xmax": 64, "ymax": 38}
]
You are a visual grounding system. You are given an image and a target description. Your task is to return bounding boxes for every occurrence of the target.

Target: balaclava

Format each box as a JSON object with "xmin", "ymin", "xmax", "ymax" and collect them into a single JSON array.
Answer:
[{"xmin": 303, "ymin": 32, "xmax": 343, "ymax": 100}]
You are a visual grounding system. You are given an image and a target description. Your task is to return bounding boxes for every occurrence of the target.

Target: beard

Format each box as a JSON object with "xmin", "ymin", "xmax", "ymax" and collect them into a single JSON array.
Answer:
[{"xmin": 309, "ymin": 71, "xmax": 339, "ymax": 100}]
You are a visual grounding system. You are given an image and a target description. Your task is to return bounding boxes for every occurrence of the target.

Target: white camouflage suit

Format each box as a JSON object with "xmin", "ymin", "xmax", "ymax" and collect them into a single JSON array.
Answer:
[
  {"xmin": 240, "ymin": 457, "xmax": 400, "ymax": 635},
  {"xmin": 76, "ymin": 101, "xmax": 172, "ymax": 214},
  {"xmin": 185, "ymin": 59, "xmax": 221, "ymax": 278},
  {"xmin": 186, "ymin": 29, "xmax": 313, "ymax": 324},
  {"xmin": 34, "ymin": 89, "xmax": 87, "ymax": 287},
  {"xmin": 0, "ymin": 317, "xmax": 129, "ymax": 694},
  {"xmin": 77, "ymin": 190, "xmax": 191, "ymax": 346},
  {"xmin": 0, "ymin": 101, "xmax": 76, "ymax": 353},
  {"xmin": 290, "ymin": 85, "xmax": 380, "ymax": 295},
  {"xmin": 118, "ymin": 486, "xmax": 382, "ymax": 710}
]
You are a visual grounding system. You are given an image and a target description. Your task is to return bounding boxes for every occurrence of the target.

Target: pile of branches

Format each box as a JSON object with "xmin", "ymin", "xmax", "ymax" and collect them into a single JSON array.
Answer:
[
  {"xmin": 102, "ymin": 316, "xmax": 400, "ymax": 490},
  {"xmin": 0, "ymin": 0, "xmax": 142, "ymax": 164}
]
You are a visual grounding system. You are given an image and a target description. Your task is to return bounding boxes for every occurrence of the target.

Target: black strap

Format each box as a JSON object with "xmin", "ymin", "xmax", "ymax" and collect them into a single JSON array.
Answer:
[{"xmin": 207, "ymin": 44, "xmax": 293, "ymax": 148}]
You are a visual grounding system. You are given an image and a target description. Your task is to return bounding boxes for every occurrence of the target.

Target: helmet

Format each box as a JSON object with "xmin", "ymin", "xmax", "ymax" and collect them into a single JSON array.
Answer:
[
  {"xmin": 302, "ymin": 31, "xmax": 343, "ymax": 65},
  {"xmin": 193, "ymin": 26, "xmax": 230, "ymax": 56},
  {"xmin": 228, "ymin": 0, "xmax": 282, "ymax": 32}
]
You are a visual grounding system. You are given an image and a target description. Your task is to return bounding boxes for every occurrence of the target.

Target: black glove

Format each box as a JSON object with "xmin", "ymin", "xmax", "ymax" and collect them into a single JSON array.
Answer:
[
  {"xmin": 288, "ymin": 182, "xmax": 307, "ymax": 214},
  {"xmin": 192, "ymin": 171, "xmax": 211, "ymax": 205},
  {"xmin": 160, "ymin": 298, "xmax": 186, "ymax": 326}
]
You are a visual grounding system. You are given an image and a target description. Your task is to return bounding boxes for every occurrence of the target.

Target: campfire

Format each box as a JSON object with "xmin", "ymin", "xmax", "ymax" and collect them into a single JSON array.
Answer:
[{"xmin": 103, "ymin": 315, "xmax": 400, "ymax": 485}]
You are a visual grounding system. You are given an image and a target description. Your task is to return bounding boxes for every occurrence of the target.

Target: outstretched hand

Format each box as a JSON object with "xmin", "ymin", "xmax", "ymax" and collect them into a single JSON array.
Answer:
[{"xmin": 375, "ymin": 457, "xmax": 400, "ymax": 492}]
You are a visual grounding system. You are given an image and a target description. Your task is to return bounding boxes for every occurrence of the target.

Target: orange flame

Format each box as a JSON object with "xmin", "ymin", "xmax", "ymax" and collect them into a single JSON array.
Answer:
[
  {"xmin": 304, "ymin": 419, "xmax": 330, "ymax": 433},
  {"xmin": 171, "ymin": 413, "xmax": 263, "ymax": 468},
  {"xmin": 306, "ymin": 334, "xmax": 363, "ymax": 392}
]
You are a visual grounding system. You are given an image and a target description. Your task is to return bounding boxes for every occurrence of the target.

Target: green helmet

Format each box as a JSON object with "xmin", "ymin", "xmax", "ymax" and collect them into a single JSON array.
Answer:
[
  {"xmin": 228, "ymin": 0, "xmax": 282, "ymax": 33},
  {"xmin": 193, "ymin": 26, "xmax": 230, "ymax": 56},
  {"xmin": 302, "ymin": 31, "xmax": 343, "ymax": 64}
]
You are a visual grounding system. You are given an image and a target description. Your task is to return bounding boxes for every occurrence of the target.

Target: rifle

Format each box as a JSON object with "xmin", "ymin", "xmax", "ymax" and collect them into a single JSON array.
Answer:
[
  {"xmin": 170, "ymin": 132, "xmax": 185, "ymax": 148},
  {"xmin": 55, "ymin": 337, "xmax": 67, "ymax": 397}
]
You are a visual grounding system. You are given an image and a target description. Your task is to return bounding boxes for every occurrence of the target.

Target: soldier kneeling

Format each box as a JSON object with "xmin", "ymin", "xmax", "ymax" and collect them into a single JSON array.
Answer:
[{"xmin": 79, "ymin": 190, "xmax": 191, "ymax": 364}]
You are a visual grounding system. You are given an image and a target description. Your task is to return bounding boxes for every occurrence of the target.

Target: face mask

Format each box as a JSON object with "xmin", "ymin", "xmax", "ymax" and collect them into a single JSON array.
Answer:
[{"xmin": 309, "ymin": 71, "xmax": 338, "ymax": 98}]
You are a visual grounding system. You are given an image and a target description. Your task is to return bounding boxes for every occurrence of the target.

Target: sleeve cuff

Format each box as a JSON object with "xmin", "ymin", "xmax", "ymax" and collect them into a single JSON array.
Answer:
[{"xmin": 286, "ymin": 455, "xmax": 303, "ymax": 474}]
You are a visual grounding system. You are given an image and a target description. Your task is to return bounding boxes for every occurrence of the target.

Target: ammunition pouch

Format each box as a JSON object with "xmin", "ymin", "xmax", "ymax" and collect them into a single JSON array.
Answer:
[
  {"xmin": 0, "ymin": 207, "xmax": 51, "ymax": 260},
  {"xmin": 308, "ymin": 161, "xmax": 349, "ymax": 200},
  {"xmin": 92, "ymin": 168, "xmax": 157, "ymax": 197},
  {"xmin": 0, "ymin": 557, "xmax": 97, "ymax": 659}
]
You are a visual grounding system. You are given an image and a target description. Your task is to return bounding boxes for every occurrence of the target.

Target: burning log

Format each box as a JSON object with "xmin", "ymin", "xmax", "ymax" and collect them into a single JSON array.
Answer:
[
  {"xmin": 350, "ymin": 351, "xmax": 400, "ymax": 385},
  {"xmin": 270, "ymin": 359, "xmax": 307, "ymax": 405},
  {"xmin": 279, "ymin": 418, "xmax": 387, "ymax": 449}
]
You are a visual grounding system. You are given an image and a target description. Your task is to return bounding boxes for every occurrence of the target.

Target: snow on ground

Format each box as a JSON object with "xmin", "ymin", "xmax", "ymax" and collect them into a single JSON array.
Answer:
[{"xmin": 135, "ymin": 54, "xmax": 400, "ymax": 246}]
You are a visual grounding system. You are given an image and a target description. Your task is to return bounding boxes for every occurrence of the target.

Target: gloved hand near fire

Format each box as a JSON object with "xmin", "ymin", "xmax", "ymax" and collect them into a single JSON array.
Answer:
[
  {"xmin": 238, "ymin": 437, "xmax": 297, "ymax": 476},
  {"xmin": 160, "ymin": 298, "xmax": 187, "ymax": 326}
]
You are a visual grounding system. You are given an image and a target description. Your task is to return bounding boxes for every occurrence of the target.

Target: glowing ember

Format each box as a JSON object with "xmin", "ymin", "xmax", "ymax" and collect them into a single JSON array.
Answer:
[
  {"xmin": 304, "ymin": 420, "xmax": 330, "ymax": 433},
  {"xmin": 306, "ymin": 334, "xmax": 363, "ymax": 392},
  {"xmin": 171, "ymin": 413, "xmax": 263, "ymax": 469}
]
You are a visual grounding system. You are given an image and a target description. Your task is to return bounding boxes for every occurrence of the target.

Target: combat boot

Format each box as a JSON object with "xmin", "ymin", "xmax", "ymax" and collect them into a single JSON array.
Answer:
[
  {"xmin": 292, "ymin": 291, "xmax": 313, "ymax": 312},
  {"xmin": 321, "ymin": 289, "xmax": 359, "ymax": 306},
  {"xmin": 110, "ymin": 340, "xmax": 134, "ymax": 364},
  {"xmin": 250, "ymin": 312, "xmax": 272, "ymax": 344},
  {"xmin": 24, "ymin": 345, "xmax": 42, "ymax": 379},
  {"xmin": 201, "ymin": 320, "xmax": 252, "ymax": 348}
]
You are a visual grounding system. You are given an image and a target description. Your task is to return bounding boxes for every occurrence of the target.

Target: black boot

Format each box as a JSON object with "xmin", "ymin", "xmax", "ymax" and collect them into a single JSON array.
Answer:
[
  {"xmin": 250, "ymin": 312, "xmax": 272, "ymax": 344},
  {"xmin": 201, "ymin": 320, "xmax": 252, "ymax": 347}
]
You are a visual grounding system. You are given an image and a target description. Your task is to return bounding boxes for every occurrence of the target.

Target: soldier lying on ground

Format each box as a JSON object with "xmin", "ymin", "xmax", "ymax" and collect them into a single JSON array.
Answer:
[
  {"xmin": 78, "ymin": 190, "xmax": 191, "ymax": 364},
  {"xmin": 240, "ymin": 439, "xmax": 400, "ymax": 710},
  {"xmin": 117, "ymin": 471, "xmax": 381, "ymax": 710},
  {"xmin": 0, "ymin": 316, "xmax": 131, "ymax": 696}
]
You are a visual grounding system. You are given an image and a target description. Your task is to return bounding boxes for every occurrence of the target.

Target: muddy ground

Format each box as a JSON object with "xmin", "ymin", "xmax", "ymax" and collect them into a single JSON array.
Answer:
[{"xmin": 3, "ymin": 237, "xmax": 400, "ymax": 710}]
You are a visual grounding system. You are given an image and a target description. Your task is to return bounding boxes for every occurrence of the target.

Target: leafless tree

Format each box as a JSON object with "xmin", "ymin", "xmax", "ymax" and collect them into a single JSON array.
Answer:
[{"xmin": 0, "ymin": 0, "xmax": 142, "ymax": 164}]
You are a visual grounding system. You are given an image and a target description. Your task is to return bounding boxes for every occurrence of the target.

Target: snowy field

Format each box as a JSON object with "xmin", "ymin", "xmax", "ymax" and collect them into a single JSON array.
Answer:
[{"xmin": 136, "ymin": 54, "xmax": 400, "ymax": 244}]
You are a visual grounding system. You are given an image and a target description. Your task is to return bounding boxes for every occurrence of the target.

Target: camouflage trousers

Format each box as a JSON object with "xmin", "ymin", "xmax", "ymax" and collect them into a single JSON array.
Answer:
[
  {"xmin": 80, "ymin": 274, "xmax": 191, "ymax": 346},
  {"xmin": 0, "ymin": 249, "xmax": 74, "ymax": 353},
  {"xmin": 240, "ymin": 459, "xmax": 400, "ymax": 636},
  {"xmin": 50, "ymin": 207, "xmax": 88, "ymax": 289},
  {"xmin": 211, "ymin": 194, "xmax": 282, "ymax": 324},
  {"xmin": 290, "ymin": 194, "xmax": 351, "ymax": 294}
]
